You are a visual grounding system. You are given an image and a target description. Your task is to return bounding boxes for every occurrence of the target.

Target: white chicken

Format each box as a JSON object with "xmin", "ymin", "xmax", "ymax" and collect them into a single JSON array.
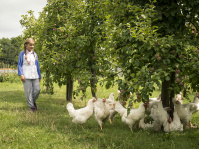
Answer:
[
  {"xmin": 149, "ymin": 93, "xmax": 161, "ymax": 102},
  {"xmin": 193, "ymin": 93, "xmax": 199, "ymax": 110},
  {"xmin": 176, "ymin": 92, "xmax": 184, "ymax": 104},
  {"xmin": 66, "ymin": 97, "xmax": 96, "ymax": 124},
  {"xmin": 114, "ymin": 101, "xmax": 127, "ymax": 117},
  {"xmin": 163, "ymin": 110, "xmax": 183, "ymax": 132},
  {"xmin": 148, "ymin": 100, "xmax": 160, "ymax": 110},
  {"xmin": 139, "ymin": 118, "xmax": 158, "ymax": 131},
  {"xmin": 150, "ymin": 101, "xmax": 169, "ymax": 128},
  {"xmin": 115, "ymin": 102, "xmax": 145, "ymax": 131},
  {"xmin": 139, "ymin": 117, "xmax": 163, "ymax": 131},
  {"xmin": 94, "ymin": 98, "xmax": 110, "ymax": 130},
  {"xmin": 107, "ymin": 93, "xmax": 114, "ymax": 102},
  {"xmin": 173, "ymin": 98, "xmax": 198, "ymax": 128},
  {"xmin": 117, "ymin": 90, "xmax": 132, "ymax": 101},
  {"xmin": 139, "ymin": 102, "xmax": 164, "ymax": 132},
  {"xmin": 148, "ymin": 100, "xmax": 170, "ymax": 112},
  {"xmin": 105, "ymin": 93, "xmax": 117, "ymax": 124}
]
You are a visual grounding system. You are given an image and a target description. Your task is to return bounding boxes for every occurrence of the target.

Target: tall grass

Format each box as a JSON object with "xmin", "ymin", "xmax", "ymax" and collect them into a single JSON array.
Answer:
[{"xmin": 0, "ymin": 81, "xmax": 199, "ymax": 149}]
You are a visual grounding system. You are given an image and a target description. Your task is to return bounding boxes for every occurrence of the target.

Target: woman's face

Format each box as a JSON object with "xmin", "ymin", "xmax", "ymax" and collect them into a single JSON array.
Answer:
[{"xmin": 26, "ymin": 40, "xmax": 34, "ymax": 51}]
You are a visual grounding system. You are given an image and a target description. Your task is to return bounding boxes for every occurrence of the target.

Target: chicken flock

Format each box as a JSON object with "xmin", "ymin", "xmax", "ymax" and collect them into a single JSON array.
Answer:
[{"xmin": 66, "ymin": 92, "xmax": 199, "ymax": 132}]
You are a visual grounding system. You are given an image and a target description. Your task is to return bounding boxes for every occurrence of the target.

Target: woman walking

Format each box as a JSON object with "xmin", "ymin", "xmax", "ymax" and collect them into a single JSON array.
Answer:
[{"xmin": 18, "ymin": 38, "xmax": 41, "ymax": 112}]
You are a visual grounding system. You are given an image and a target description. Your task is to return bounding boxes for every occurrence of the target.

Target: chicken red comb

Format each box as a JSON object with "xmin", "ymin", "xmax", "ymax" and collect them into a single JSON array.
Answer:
[
  {"xmin": 168, "ymin": 117, "xmax": 172, "ymax": 124},
  {"xmin": 102, "ymin": 98, "xmax": 106, "ymax": 102}
]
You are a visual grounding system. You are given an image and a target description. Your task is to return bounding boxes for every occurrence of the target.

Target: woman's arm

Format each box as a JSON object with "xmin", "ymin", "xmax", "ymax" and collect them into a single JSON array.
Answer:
[
  {"xmin": 35, "ymin": 53, "xmax": 41, "ymax": 79},
  {"xmin": 18, "ymin": 51, "xmax": 24, "ymax": 76},
  {"xmin": 18, "ymin": 51, "xmax": 25, "ymax": 82}
]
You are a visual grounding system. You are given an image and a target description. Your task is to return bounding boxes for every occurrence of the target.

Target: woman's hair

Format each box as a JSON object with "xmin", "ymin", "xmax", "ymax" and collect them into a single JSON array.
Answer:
[{"xmin": 24, "ymin": 38, "xmax": 37, "ymax": 60}]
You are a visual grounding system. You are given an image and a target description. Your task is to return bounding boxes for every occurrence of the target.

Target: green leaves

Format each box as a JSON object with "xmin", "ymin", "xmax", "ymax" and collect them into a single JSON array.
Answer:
[{"xmin": 19, "ymin": 0, "xmax": 199, "ymax": 101}]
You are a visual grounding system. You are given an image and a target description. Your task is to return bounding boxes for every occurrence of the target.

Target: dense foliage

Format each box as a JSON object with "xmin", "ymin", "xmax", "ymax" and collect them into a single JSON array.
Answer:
[{"xmin": 19, "ymin": 0, "xmax": 199, "ymax": 114}]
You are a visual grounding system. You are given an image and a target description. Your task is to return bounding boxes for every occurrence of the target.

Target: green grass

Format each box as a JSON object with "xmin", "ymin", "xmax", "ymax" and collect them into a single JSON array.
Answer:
[{"xmin": 0, "ymin": 81, "xmax": 199, "ymax": 149}]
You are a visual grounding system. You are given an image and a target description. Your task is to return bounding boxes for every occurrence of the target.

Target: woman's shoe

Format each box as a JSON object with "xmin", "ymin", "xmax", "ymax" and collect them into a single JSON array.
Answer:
[
  {"xmin": 34, "ymin": 103, "xmax": 37, "ymax": 110},
  {"xmin": 30, "ymin": 107, "xmax": 36, "ymax": 112}
]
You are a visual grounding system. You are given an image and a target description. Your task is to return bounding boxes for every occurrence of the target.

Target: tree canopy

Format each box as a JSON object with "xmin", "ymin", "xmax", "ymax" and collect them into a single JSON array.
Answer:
[
  {"xmin": 20, "ymin": 0, "xmax": 199, "ymax": 115},
  {"xmin": 0, "ymin": 36, "xmax": 23, "ymax": 68}
]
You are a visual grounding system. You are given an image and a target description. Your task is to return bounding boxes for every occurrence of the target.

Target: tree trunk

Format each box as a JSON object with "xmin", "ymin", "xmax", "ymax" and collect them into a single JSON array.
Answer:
[
  {"xmin": 161, "ymin": 79, "xmax": 170, "ymax": 108},
  {"xmin": 183, "ymin": 76, "xmax": 188, "ymax": 97},
  {"xmin": 90, "ymin": 67, "xmax": 97, "ymax": 98},
  {"xmin": 46, "ymin": 71, "xmax": 50, "ymax": 93},
  {"xmin": 66, "ymin": 76, "xmax": 73, "ymax": 102},
  {"xmin": 169, "ymin": 72, "xmax": 175, "ymax": 120},
  {"xmin": 161, "ymin": 72, "xmax": 176, "ymax": 119}
]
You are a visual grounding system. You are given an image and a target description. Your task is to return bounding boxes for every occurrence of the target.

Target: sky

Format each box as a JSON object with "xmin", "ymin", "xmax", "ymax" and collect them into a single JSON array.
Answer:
[{"xmin": 0, "ymin": 0, "xmax": 47, "ymax": 39}]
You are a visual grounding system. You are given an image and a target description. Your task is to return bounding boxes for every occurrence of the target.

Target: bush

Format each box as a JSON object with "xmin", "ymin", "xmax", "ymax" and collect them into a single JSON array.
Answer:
[{"xmin": 0, "ymin": 72, "xmax": 20, "ymax": 83}]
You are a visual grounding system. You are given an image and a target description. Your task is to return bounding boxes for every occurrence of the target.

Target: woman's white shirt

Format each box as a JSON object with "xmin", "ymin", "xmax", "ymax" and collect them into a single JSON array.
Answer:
[{"xmin": 22, "ymin": 51, "xmax": 39, "ymax": 79}]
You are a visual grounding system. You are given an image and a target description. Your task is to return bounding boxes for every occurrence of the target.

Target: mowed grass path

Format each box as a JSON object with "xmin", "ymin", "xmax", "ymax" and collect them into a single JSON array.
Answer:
[{"xmin": 0, "ymin": 81, "xmax": 199, "ymax": 149}]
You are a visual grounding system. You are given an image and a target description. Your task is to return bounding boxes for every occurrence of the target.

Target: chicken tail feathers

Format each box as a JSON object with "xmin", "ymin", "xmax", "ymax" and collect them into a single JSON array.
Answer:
[
  {"xmin": 115, "ymin": 102, "xmax": 126, "ymax": 116},
  {"xmin": 66, "ymin": 103, "xmax": 76, "ymax": 117}
]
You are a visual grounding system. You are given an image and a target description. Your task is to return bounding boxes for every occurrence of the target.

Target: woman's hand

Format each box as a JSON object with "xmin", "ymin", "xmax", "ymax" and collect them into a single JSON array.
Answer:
[{"xmin": 20, "ymin": 75, "xmax": 25, "ymax": 82}]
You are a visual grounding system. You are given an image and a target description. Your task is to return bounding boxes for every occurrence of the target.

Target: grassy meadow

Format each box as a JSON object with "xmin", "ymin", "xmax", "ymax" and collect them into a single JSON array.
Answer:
[{"xmin": 0, "ymin": 80, "xmax": 199, "ymax": 149}]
